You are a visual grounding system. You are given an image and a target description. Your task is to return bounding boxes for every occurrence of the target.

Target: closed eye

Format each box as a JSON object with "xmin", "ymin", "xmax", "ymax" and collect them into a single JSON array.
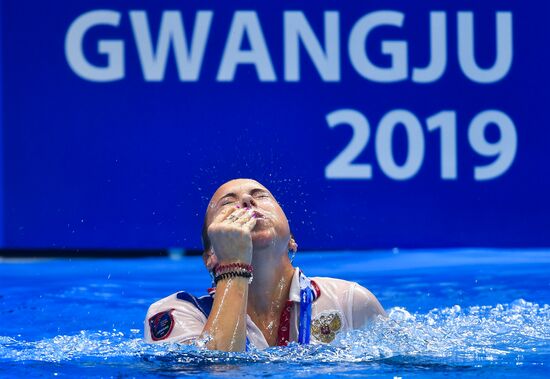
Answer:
[
  {"xmin": 217, "ymin": 194, "xmax": 237, "ymax": 207},
  {"xmin": 253, "ymin": 193, "xmax": 270, "ymax": 199}
]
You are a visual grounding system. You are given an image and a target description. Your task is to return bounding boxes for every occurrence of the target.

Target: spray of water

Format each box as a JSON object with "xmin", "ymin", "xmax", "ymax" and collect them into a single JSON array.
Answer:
[{"xmin": 1, "ymin": 300, "xmax": 548, "ymax": 367}]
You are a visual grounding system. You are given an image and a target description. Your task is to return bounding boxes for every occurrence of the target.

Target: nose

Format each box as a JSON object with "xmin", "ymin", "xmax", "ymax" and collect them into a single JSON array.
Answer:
[{"xmin": 241, "ymin": 194, "xmax": 256, "ymax": 208}]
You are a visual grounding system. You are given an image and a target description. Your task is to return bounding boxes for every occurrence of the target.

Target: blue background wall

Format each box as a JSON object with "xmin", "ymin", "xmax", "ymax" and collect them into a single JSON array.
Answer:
[{"xmin": 1, "ymin": 1, "xmax": 549, "ymax": 250}]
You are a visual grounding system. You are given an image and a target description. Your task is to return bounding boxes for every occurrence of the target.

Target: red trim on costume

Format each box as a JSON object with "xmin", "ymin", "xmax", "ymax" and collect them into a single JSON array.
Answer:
[
  {"xmin": 310, "ymin": 280, "xmax": 321, "ymax": 300},
  {"xmin": 276, "ymin": 300, "xmax": 293, "ymax": 346}
]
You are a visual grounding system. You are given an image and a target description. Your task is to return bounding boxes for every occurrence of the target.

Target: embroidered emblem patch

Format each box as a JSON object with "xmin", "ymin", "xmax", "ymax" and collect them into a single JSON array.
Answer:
[
  {"xmin": 311, "ymin": 311, "xmax": 342, "ymax": 343},
  {"xmin": 149, "ymin": 309, "xmax": 174, "ymax": 341}
]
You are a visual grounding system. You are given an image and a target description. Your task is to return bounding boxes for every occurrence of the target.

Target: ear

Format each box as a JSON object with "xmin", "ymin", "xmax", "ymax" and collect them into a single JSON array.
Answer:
[
  {"xmin": 202, "ymin": 249, "xmax": 218, "ymax": 271},
  {"xmin": 288, "ymin": 235, "xmax": 298, "ymax": 252}
]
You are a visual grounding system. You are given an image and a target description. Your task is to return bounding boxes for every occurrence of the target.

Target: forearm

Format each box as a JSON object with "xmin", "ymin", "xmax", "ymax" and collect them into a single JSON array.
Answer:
[
  {"xmin": 202, "ymin": 205, "xmax": 256, "ymax": 351},
  {"xmin": 201, "ymin": 276, "xmax": 249, "ymax": 351}
]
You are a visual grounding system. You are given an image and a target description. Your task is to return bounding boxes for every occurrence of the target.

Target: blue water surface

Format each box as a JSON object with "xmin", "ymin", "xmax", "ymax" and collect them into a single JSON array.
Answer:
[{"xmin": 1, "ymin": 249, "xmax": 549, "ymax": 378}]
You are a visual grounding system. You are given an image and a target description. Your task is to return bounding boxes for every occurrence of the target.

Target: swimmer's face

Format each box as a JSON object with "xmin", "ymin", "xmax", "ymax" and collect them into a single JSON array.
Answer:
[{"xmin": 205, "ymin": 179, "xmax": 293, "ymax": 253}]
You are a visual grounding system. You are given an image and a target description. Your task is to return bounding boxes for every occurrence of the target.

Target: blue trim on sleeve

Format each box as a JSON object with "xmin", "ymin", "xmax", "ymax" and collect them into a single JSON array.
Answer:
[{"xmin": 176, "ymin": 291, "xmax": 214, "ymax": 318}]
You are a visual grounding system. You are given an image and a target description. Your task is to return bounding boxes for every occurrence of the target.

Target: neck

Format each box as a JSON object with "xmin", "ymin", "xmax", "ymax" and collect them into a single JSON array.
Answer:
[{"xmin": 247, "ymin": 249, "xmax": 295, "ymax": 316}]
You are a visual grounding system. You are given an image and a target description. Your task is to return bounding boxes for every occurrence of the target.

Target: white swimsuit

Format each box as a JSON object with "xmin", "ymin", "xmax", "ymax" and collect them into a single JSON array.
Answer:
[{"xmin": 144, "ymin": 267, "xmax": 384, "ymax": 349}]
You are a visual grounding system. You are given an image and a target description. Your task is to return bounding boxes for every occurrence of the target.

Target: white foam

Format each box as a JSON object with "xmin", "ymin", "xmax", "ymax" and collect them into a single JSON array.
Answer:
[{"xmin": 1, "ymin": 300, "xmax": 548, "ymax": 367}]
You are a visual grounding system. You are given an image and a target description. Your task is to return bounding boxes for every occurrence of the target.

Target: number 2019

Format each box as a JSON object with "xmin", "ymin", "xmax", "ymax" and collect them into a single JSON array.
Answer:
[{"xmin": 325, "ymin": 109, "xmax": 517, "ymax": 181}]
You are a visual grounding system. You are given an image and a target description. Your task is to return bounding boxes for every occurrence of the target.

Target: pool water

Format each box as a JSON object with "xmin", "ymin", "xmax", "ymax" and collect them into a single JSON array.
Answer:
[{"xmin": 1, "ymin": 249, "xmax": 549, "ymax": 378}]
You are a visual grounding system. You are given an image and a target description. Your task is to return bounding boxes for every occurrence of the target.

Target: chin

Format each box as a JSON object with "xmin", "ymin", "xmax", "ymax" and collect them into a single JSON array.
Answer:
[{"xmin": 251, "ymin": 229, "xmax": 276, "ymax": 249}]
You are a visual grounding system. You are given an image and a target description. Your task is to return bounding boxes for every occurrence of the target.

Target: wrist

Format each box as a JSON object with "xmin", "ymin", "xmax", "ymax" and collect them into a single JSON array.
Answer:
[
  {"xmin": 213, "ymin": 262, "xmax": 254, "ymax": 285},
  {"xmin": 214, "ymin": 262, "xmax": 253, "ymax": 275},
  {"xmin": 214, "ymin": 271, "xmax": 253, "ymax": 285},
  {"xmin": 217, "ymin": 258, "xmax": 251, "ymax": 265}
]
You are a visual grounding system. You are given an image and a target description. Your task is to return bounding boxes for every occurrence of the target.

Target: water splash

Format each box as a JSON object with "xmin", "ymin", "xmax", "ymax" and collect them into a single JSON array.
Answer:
[
  {"xmin": 1, "ymin": 300, "xmax": 548, "ymax": 367},
  {"xmin": 334, "ymin": 299, "xmax": 549, "ymax": 364}
]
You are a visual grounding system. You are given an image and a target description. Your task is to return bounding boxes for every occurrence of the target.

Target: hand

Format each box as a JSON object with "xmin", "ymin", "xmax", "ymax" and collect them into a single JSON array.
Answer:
[{"xmin": 207, "ymin": 206, "xmax": 257, "ymax": 264}]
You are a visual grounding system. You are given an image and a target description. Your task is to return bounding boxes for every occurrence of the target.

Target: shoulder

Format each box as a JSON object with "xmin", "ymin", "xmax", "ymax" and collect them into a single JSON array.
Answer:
[
  {"xmin": 144, "ymin": 291, "xmax": 209, "ymax": 343},
  {"xmin": 309, "ymin": 276, "xmax": 358, "ymax": 317},
  {"xmin": 311, "ymin": 276, "xmax": 381, "ymax": 303},
  {"xmin": 146, "ymin": 292, "xmax": 180, "ymax": 315},
  {"xmin": 146, "ymin": 291, "xmax": 211, "ymax": 317},
  {"xmin": 310, "ymin": 276, "xmax": 359, "ymax": 297},
  {"xmin": 312, "ymin": 276, "xmax": 386, "ymax": 327}
]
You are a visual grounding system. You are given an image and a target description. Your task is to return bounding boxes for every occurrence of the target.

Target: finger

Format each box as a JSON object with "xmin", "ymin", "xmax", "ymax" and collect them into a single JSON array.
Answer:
[
  {"xmin": 212, "ymin": 206, "xmax": 239, "ymax": 224},
  {"xmin": 224, "ymin": 208, "xmax": 247, "ymax": 223},
  {"xmin": 234, "ymin": 209, "xmax": 255, "ymax": 225},
  {"xmin": 242, "ymin": 216, "xmax": 257, "ymax": 231}
]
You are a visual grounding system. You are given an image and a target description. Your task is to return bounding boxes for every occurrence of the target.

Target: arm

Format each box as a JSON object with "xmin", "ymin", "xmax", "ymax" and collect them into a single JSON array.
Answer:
[
  {"xmin": 201, "ymin": 273, "xmax": 249, "ymax": 351},
  {"xmin": 201, "ymin": 206, "xmax": 256, "ymax": 351},
  {"xmin": 351, "ymin": 284, "xmax": 386, "ymax": 329}
]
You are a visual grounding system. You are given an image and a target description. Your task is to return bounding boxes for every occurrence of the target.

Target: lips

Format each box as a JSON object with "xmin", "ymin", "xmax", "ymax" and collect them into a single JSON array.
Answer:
[{"xmin": 252, "ymin": 210, "xmax": 265, "ymax": 219}]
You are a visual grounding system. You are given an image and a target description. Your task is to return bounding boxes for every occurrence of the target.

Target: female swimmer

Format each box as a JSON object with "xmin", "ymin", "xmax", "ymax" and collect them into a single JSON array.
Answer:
[{"xmin": 145, "ymin": 179, "xmax": 385, "ymax": 351}]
